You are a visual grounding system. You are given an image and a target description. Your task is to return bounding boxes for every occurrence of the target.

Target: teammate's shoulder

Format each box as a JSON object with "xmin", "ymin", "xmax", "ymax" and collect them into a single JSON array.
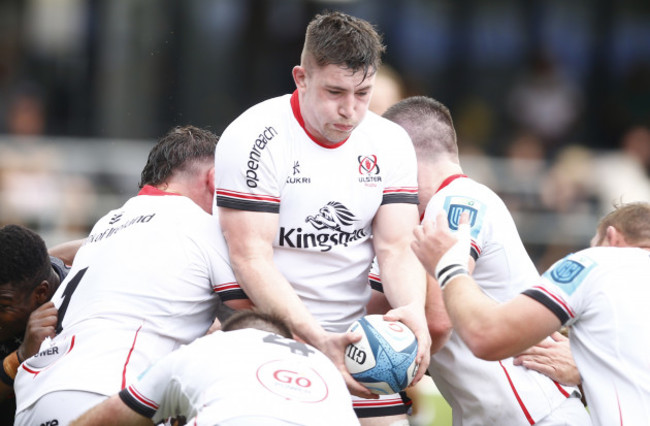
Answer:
[{"xmin": 221, "ymin": 94, "xmax": 292, "ymax": 143}]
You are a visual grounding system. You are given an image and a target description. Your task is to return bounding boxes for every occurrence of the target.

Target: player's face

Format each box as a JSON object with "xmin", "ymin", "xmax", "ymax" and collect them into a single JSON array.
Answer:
[
  {"xmin": 0, "ymin": 283, "xmax": 35, "ymax": 341},
  {"xmin": 296, "ymin": 63, "xmax": 375, "ymax": 146}
]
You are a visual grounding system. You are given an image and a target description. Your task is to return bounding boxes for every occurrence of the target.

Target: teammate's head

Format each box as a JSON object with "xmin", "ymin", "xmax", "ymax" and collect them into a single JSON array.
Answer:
[
  {"xmin": 139, "ymin": 125, "xmax": 219, "ymax": 189},
  {"xmin": 301, "ymin": 11, "xmax": 385, "ymax": 80},
  {"xmin": 383, "ymin": 96, "xmax": 458, "ymax": 162},
  {"xmin": 0, "ymin": 225, "xmax": 56, "ymax": 341},
  {"xmin": 221, "ymin": 310, "xmax": 292, "ymax": 338},
  {"xmin": 592, "ymin": 202, "xmax": 650, "ymax": 248}
]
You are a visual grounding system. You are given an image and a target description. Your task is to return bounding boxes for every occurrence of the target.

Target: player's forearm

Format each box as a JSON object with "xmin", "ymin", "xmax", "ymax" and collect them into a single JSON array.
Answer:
[
  {"xmin": 231, "ymin": 257, "xmax": 327, "ymax": 346},
  {"xmin": 48, "ymin": 238, "xmax": 85, "ymax": 265},
  {"xmin": 378, "ymin": 244, "xmax": 427, "ymax": 310},
  {"xmin": 70, "ymin": 394, "xmax": 153, "ymax": 426},
  {"xmin": 443, "ymin": 276, "xmax": 542, "ymax": 360}
]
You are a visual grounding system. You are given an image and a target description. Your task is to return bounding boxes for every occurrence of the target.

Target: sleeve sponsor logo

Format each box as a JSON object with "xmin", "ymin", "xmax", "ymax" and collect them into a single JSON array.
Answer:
[
  {"xmin": 246, "ymin": 126, "xmax": 278, "ymax": 188},
  {"xmin": 443, "ymin": 196, "xmax": 485, "ymax": 239},
  {"xmin": 543, "ymin": 253, "xmax": 597, "ymax": 295}
]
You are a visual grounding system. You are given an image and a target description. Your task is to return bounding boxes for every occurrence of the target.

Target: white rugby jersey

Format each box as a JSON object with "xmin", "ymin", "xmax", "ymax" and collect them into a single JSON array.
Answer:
[
  {"xmin": 120, "ymin": 328, "xmax": 359, "ymax": 425},
  {"xmin": 214, "ymin": 91, "xmax": 418, "ymax": 332},
  {"xmin": 423, "ymin": 175, "xmax": 582, "ymax": 425},
  {"xmin": 15, "ymin": 186, "xmax": 236, "ymax": 413},
  {"xmin": 524, "ymin": 247, "xmax": 650, "ymax": 426}
]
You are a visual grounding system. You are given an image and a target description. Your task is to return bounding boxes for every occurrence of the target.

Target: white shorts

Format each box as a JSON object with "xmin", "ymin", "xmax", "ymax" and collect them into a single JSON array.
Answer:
[{"xmin": 14, "ymin": 390, "xmax": 108, "ymax": 426}]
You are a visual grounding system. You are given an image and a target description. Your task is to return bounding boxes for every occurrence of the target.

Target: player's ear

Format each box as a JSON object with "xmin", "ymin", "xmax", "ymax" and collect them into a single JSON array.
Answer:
[
  {"xmin": 207, "ymin": 166, "xmax": 215, "ymax": 195},
  {"xmin": 293, "ymin": 66, "xmax": 307, "ymax": 90},
  {"xmin": 31, "ymin": 280, "xmax": 51, "ymax": 306},
  {"xmin": 605, "ymin": 225, "xmax": 628, "ymax": 247}
]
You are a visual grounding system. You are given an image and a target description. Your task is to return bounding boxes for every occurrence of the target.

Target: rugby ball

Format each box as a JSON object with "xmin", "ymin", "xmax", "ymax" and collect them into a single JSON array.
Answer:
[{"xmin": 344, "ymin": 315, "xmax": 418, "ymax": 395}]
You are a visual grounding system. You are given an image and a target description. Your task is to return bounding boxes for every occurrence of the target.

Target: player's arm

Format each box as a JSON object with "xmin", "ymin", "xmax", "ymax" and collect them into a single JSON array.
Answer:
[
  {"xmin": 372, "ymin": 202, "xmax": 431, "ymax": 383},
  {"xmin": 219, "ymin": 207, "xmax": 372, "ymax": 398},
  {"xmin": 412, "ymin": 212, "xmax": 561, "ymax": 361},
  {"xmin": 424, "ymin": 274, "xmax": 452, "ymax": 354},
  {"xmin": 70, "ymin": 394, "xmax": 153, "ymax": 426},
  {"xmin": 0, "ymin": 302, "xmax": 58, "ymax": 400},
  {"xmin": 48, "ymin": 238, "xmax": 85, "ymax": 266}
]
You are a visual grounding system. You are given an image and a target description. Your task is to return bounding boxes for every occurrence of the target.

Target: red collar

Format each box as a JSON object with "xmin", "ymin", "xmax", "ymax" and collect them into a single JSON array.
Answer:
[
  {"xmin": 137, "ymin": 185, "xmax": 182, "ymax": 196},
  {"xmin": 435, "ymin": 174, "xmax": 468, "ymax": 194},
  {"xmin": 290, "ymin": 90, "xmax": 348, "ymax": 149}
]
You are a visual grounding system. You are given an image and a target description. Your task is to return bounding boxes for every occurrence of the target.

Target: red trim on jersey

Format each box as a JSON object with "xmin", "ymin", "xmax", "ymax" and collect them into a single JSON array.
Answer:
[
  {"xmin": 498, "ymin": 360, "xmax": 535, "ymax": 425},
  {"xmin": 435, "ymin": 174, "xmax": 468, "ymax": 194},
  {"xmin": 368, "ymin": 272, "xmax": 381, "ymax": 282},
  {"xmin": 212, "ymin": 282, "xmax": 240, "ymax": 292},
  {"xmin": 383, "ymin": 186, "xmax": 418, "ymax": 195},
  {"xmin": 128, "ymin": 384, "xmax": 159, "ymax": 410},
  {"xmin": 216, "ymin": 188, "xmax": 281, "ymax": 204},
  {"xmin": 471, "ymin": 240, "xmax": 481, "ymax": 255},
  {"xmin": 352, "ymin": 396, "xmax": 408, "ymax": 407},
  {"xmin": 290, "ymin": 90, "xmax": 348, "ymax": 149},
  {"xmin": 122, "ymin": 325, "xmax": 143, "ymax": 389},
  {"xmin": 552, "ymin": 380, "xmax": 570, "ymax": 397},
  {"xmin": 531, "ymin": 286, "xmax": 575, "ymax": 318},
  {"xmin": 138, "ymin": 185, "xmax": 182, "ymax": 197}
]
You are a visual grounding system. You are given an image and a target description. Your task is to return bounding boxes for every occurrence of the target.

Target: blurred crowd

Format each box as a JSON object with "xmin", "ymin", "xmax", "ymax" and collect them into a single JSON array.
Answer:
[{"xmin": 1, "ymin": 64, "xmax": 649, "ymax": 274}]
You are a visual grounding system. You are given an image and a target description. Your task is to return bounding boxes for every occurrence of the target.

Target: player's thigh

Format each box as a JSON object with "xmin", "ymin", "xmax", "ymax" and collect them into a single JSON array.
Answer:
[
  {"xmin": 535, "ymin": 394, "xmax": 592, "ymax": 426},
  {"xmin": 14, "ymin": 390, "xmax": 108, "ymax": 426}
]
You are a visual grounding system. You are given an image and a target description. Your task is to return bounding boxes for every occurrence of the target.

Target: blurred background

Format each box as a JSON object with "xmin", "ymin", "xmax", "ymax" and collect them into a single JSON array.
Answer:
[{"xmin": 1, "ymin": 0, "xmax": 649, "ymax": 271}]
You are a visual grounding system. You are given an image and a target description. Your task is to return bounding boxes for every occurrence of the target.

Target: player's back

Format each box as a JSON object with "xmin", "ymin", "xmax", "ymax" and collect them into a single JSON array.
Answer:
[
  {"xmin": 121, "ymin": 328, "xmax": 360, "ymax": 425},
  {"xmin": 532, "ymin": 246, "xmax": 650, "ymax": 426},
  {"xmin": 14, "ymin": 192, "xmax": 234, "ymax": 413},
  {"xmin": 425, "ymin": 176, "xmax": 584, "ymax": 425}
]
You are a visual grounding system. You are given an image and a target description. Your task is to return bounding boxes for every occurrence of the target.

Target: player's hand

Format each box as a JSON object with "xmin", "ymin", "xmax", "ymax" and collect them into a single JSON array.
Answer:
[
  {"xmin": 18, "ymin": 301, "xmax": 58, "ymax": 361},
  {"xmin": 383, "ymin": 304, "xmax": 432, "ymax": 387},
  {"xmin": 412, "ymin": 211, "xmax": 470, "ymax": 288},
  {"xmin": 319, "ymin": 330, "xmax": 378, "ymax": 399},
  {"xmin": 513, "ymin": 331, "xmax": 581, "ymax": 386}
]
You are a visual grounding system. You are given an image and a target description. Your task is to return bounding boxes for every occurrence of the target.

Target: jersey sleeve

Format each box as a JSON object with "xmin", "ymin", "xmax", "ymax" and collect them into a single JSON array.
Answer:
[
  {"xmin": 214, "ymin": 102, "xmax": 284, "ymax": 214},
  {"xmin": 118, "ymin": 346, "xmax": 192, "ymax": 423},
  {"xmin": 522, "ymin": 251, "xmax": 597, "ymax": 326},
  {"xmin": 380, "ymin": 126, "xmax": 418, "ymax": 206},
  {"xmin": 368, "ymin": 256, "xmax": 383, "ymax": 293}
]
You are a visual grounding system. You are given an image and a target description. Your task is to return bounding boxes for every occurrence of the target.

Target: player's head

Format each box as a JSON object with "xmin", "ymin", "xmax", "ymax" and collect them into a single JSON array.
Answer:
[
  {"xmin": 293, "ymin": 11, "xmax": 385, "ymax": 145},
  {"xmin": 139, "ymin": 125, "xmax": 219, "ymax": 213},
  {"xmin": 139, "ymin": 125, "xmax": 218, "ymax": 189},
  {"xmin": 591, "ymin": 202, "xmax": 650, "ymax": 248},
  {"xmin": 301, "ymin": 11, "xmax": 384, "ymax": 80},
  {"xmin": 0, "ymin": 225, "xmax": 56, "ymax": 341},
  {"xmin": 383, "ymin": 96, "xmax": 458, "ymax": 162},
  {"xmin": 221, "ymin": 310, "xmax": 292, "ymax": 338}
]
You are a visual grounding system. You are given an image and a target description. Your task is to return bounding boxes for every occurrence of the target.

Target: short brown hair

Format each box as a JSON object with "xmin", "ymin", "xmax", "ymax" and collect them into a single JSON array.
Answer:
[
  {"xmin": 595, "ymin": 202, "xmax": 650, "ymax": 246},
  {"xmin": 221, "ymin": 309, "xmax": 292, "ymax": 338},
  {"xmin": 301, "ymin": 11, "xmax": 385, "ymax": 80},
  {"xmin": 383, "ymin": 96, "xmax": 458, "ymax": 160},
  {"xmin": 139, "ymin": 125, "xmax": 219, "ymax": 188}
]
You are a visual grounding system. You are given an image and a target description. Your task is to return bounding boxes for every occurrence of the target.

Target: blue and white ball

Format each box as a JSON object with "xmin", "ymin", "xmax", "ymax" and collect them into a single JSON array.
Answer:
[{"xmin": 344, "ymin": 315, "xmax": 419, "ymax": 395}]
